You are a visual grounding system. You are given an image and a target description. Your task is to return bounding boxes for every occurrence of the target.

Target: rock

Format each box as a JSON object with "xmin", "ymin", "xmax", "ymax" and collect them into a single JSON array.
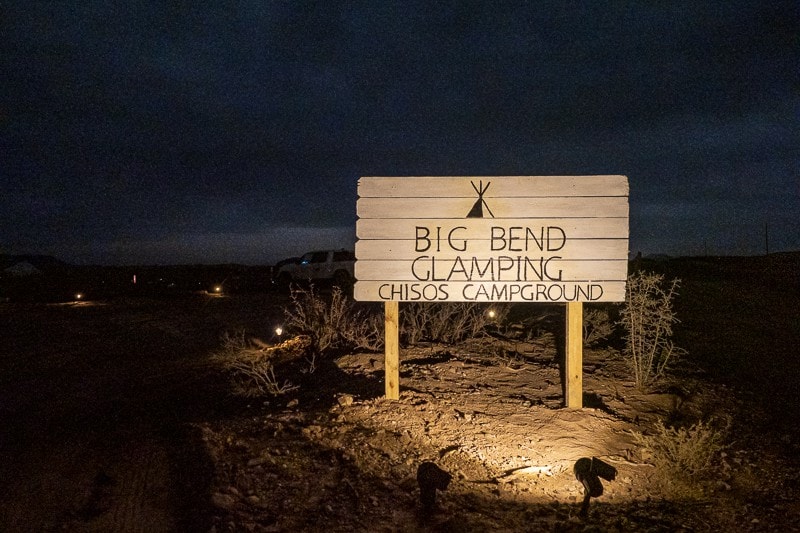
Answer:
[
  {"xmin": 212, "ymin": 492, "xmax": 237, "ymax": 510},
  {"xmin": 302, "ymin": 425, "xmax": 323, "ymax": 438},
  {"xmin": 247, "ymin": 456, "xmax": 268, "ymax": 467},
  {"xmin": 337, "ymin": 394, "xmax": 354, "ymax": 407}
]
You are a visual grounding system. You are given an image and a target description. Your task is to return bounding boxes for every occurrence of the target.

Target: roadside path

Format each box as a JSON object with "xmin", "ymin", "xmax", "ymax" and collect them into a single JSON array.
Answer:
[{"xmin": 0, "ymin": 295, "xmax": 281, "ymax": 532}]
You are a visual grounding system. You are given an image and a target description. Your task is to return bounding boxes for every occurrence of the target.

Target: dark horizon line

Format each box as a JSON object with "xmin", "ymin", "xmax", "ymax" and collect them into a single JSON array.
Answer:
[{"xmin": 4, "ymin": 250, "xmax": 800, "ymax": 270}]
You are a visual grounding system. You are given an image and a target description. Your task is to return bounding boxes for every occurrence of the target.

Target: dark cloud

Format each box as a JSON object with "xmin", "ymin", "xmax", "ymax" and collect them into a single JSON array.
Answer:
[{"xmin": 2, "ymin": 1, "xmax": 797, "ymax": 263}]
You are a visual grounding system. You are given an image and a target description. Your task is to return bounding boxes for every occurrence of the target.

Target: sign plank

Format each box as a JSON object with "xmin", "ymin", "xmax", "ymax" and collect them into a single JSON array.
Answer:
[
  {"xmin": 355, "ymin": 259, "xmax": 627, "ymax": 282},
  {"xmin": 355, "ymin": 238, "xmax": 629, "ymax": 261},
  {"xmin": 357, "ymin": 218, "xmax": 629, "ymax": 240},
  {"xmin": 357, "ymin": 196, "xmax": 629, "ymax": 219},
  {"xmin": 354, "ymin": 281, "xmax": 626, "ymax": 303},
  {"xmin": 358, "ymin": 175, "xmax": 629, "ymax": 198}
]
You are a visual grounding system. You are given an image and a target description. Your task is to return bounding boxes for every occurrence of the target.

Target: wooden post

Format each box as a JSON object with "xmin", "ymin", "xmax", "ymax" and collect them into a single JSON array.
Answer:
[
  {"xmin": 384, "ymin": 301, "xmax": 400, "ymax": 400},
  {"xmin": 565, "ymin": 301, "xmax": 583, "ymax": 409}
]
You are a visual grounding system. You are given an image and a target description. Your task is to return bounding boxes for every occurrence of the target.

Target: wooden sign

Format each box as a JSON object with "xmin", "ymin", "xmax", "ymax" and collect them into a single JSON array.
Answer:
[{"xmin": 355, "ymin": 176, "xmax": 629, "ymax": 303}]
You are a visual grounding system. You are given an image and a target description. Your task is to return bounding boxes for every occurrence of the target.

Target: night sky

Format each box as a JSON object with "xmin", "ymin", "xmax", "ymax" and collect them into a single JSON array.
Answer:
[{"xmin": 2, "ymin": 2, "xmax": 797, "ymax": 265}]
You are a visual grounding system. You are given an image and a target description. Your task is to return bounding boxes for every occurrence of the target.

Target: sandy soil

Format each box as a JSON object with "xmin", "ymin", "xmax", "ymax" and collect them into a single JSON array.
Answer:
[{"xmin": 2, "ymin": 255, "xmax": 799, "ymax": 532}]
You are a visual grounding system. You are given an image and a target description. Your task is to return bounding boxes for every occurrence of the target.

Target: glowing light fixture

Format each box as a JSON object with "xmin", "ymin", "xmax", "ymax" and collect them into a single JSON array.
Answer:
[
  {"xmin": 487, "ymin": 309, "xmax": 497, "ymax": 319},
  {"xmin": 75, "ymin": 293, "xmax": 83, "ymax": 300},
  {"xmin": 275, "ymin": 326, "xmax": 284, "ymax": 337},
  {"xmin": 214, "ymin": 285, "xmax": 222, "ymax": 293}
]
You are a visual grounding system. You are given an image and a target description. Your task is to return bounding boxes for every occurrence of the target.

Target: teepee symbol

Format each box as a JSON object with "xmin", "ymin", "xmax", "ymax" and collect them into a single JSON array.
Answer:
[{"xmin": 466, "ymin": 180, "xmax": 495, "ymax": 218}]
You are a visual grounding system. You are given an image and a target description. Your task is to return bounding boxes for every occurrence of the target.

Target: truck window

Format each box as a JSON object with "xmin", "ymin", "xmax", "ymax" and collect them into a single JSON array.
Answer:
[
  {"xmin": 333, "ymin": 250, "xmax": 355, "ymax": 262},
  {"xmin": 309, "ymin": 251, "xmax": 328, "ymax": 263}
]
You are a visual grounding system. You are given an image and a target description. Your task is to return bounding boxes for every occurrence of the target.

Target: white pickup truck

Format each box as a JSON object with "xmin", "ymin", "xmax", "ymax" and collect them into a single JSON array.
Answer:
[{"xmin": 274, "ymin": 249, "xmax": 355, "ymax": 288}]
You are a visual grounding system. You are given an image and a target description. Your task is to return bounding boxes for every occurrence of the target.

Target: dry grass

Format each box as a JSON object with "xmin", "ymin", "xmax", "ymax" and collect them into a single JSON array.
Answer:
[
  {"xmin": 620, "ymin": 271, "xmax": 684, "ymax": 388},
  {"xmin": 632, "ymin": 418, "xmax": 729, "ymax": 499},
  {"xmin": 283, "ymin": 285, "xmax": 385, "ymax": 354},
  {"xmin": 400, "ymin": 302, "xmax": 511, "ymax": 345},
  {"xmin": 213, "ymin": 332, "xmax": 311, "ymax": 397}
]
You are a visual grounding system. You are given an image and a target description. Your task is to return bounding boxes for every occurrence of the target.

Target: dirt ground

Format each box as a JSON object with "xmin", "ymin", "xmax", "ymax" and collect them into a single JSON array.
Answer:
[{"xmin": 1, "ymin": 254, "xmax": 800, "ymax": 532}]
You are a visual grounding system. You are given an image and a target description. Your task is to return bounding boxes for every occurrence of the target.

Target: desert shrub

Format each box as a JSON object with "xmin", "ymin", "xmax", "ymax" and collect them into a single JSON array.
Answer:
[
  {"xmin": 217, "ymin": 329, "xmax": 249, "ymax": 358},
  {"xmin": 225, "ymin": 355, "xmax": 298, "ymax": 397},
  {"xmin": 583, "ymin": 306, "xmax": 614, "ymax": 346},
  {"xmin": 620, "ymin": 271, "xmax": 684, "ymax": 387},
  {"xmin": 213, "ymin": 330, "xmax": 305, "ymax": 397},
  {"xmin": 283, "ymin": 285, "xmax": 384, "ymax": 354},
  {"xmin": 400, "ymin": 302, "xmax": 510, "ymax": 345},
  {"xmin": 341, "ymin": 309, "xmax": 385, "ymax": 351},
  {"xmin": 632, "ymin": 418, "xmax": 728, "ymax": 499},
  {"xmin": 485, "ymin": 341, "xmax": 525, "ymax": 368},
  {"xmin": 283, "ymin": 289, "xmax": 512, "ymax": 354},
  {"xmin": 400, "ymin": 303, "xmax": 431, "ymax": 345},
  {"xmin": 284, "ymin": 285, "xmax": 350, "ymax": 354}
]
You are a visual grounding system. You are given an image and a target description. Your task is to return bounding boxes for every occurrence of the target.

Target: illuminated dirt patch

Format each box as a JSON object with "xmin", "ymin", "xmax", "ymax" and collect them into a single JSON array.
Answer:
[{"xmin": 202, "ymin": 341, "xmax": 753, "ymax": 531}]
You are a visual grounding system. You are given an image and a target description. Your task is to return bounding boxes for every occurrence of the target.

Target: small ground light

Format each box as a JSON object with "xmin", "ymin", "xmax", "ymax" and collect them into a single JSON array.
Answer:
[
  {"xmin": 417, "ymin": 462, "xmax": 451, "ymax": 514},
  {"xmin": 487, "ymin": 309, "xmax": 496, "ymax": 319},
  {"xmin": 214, "ymin": 286, "xmax": 222, "ymax": 293},
  {"xmin": 275, "ymin": 327, "xmax": 283, "ymax": 336},
  {"xmin": 75, "ymin": 293, "xmax": 83, "ymax": 301},
  {"xmin": 574, "ymin": 457, "xmax": 617, "ymax": 517}
]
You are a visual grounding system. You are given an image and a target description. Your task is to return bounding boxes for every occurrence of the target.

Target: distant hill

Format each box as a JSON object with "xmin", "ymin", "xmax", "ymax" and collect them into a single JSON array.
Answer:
[{"xmin": 0, "ymin": 254, "xmax": 69, "ymax": 271}]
